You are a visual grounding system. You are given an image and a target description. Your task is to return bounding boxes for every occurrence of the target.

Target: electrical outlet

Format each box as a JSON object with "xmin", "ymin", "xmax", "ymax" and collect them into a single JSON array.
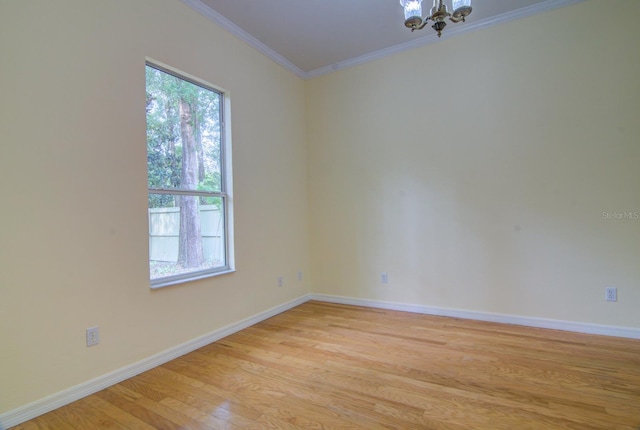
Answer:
[
  {"xmin": 297, "ymin": 271, "xmax": 303, "ymax": 281},
  {"xmin": 381, "ymin": 272, "xmax": 389, "ymax": 284},
  {"xmin": 606, "ymin": 287, "xmax": 617, "ymax": 302},
  {"xmin": 278, "ymin": 276, "xmax": 283, "ymax": 287},
  {"xmin": 86, "ymin": 327, "xmax": 99, "ymax": 347}
]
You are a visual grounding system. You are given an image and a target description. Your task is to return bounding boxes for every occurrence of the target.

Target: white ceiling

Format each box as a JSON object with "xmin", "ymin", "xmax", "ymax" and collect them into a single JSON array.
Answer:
[{"xmin": 182, "ymin": 0, "xmax": 584, "ymax": 78}]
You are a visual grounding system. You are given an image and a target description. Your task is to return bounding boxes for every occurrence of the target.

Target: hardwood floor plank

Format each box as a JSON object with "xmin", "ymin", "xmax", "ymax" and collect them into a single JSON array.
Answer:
[
  {"xmin": 10, "ymin": 301, "xmax": 640, "ymax": 429},
  {"xmin": 94, "ymin": 386, "xmax": 184, "ymax": 430},
  {"xmin": 19, "ymin": 408, "xmax": 72, "ymax": 430},
  {"xmin": 133, "ymin": 370, "xmax": 262, "ymax": 428},
  {"xmin": 10, "ymin": 418, "xmax": 51, "ymax": 430},
  {"xmin": 79, "ymin": 394, "xmax": 158, "ymax": 430},
  {"xmin": 144, "ymin": 366, "xmax": 266, "ymax": 422},
  {"xmin": 50, "ymin": 400, "xmax": 112, "ymax": 430},
  {"xmin": 69, "ymin": 397, "xmax": 140, "ymax": 429}
]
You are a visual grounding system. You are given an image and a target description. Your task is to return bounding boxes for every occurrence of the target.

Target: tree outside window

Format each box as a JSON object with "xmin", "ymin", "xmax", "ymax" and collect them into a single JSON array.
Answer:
[{"xmin": 146, "ymin": 63, "xmax": 231, "ymax": 287}]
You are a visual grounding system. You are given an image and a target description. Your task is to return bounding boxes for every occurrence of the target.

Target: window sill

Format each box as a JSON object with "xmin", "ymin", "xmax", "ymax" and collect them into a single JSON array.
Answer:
[{"xmin": 150, "ymin": 268, "xmax": 235, "ymax": 289}]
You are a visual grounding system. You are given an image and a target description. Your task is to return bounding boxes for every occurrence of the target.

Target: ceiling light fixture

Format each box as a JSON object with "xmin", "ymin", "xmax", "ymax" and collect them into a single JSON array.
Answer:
[{"xmin": 400, "ymin": 0, "xmax": 472, "ymax": 37}]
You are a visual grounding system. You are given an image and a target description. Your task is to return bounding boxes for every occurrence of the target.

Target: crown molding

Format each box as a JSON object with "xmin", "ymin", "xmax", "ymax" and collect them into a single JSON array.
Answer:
[
  {"xmin": 180, "ymin": 0, "xmax": 307, "ymax": 79},
  {"xmin": 305, "ymin": 0, "xmax": 587, "ymax": 78},
  {"xmin": 184, "ymin": 0, "xmax": 585, "ymax": 80}
]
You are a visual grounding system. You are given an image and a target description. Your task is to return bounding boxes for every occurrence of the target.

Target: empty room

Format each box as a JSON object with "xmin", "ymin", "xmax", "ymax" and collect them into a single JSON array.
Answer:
[{"xmin": 1, "ymin": 0, "xmax": 639, "ymax": 428}]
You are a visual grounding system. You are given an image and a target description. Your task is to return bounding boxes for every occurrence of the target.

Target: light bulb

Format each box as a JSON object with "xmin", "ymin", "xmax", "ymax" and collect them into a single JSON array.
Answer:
[
  {"xmin": 400, "ymin": 0, "xmax": 423, "ymax": 20},
  {"xmin": 452, "ymin": 0, "xmax": 471, "ymax": 10}
]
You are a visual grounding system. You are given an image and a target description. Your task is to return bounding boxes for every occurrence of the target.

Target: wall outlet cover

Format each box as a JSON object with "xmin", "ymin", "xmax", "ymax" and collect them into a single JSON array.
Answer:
[
  {"xmin": 86, "ymin": 327, "xmax": 100, "ymax": 347},
  {"xmin": 381, "ymin": 272, "xmax": 389, "ymax": 284}
]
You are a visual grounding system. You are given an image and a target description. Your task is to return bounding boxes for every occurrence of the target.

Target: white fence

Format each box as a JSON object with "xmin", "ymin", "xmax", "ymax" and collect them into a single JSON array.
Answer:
[{"xmin": 148, "ymin": 205, "xmax": 224, "ymax": 263}]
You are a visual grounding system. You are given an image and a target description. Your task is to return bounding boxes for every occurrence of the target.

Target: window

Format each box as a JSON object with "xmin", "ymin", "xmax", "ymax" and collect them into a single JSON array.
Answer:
[{"xmin": 145, "ymin": 62, "xmax": 232, "ymax": 288}]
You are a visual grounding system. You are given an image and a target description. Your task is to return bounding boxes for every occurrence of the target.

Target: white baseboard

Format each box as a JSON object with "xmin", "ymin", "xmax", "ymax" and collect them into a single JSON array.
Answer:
[
  {"xmin": 0, "ymin": 294, "xmax": 312, "ymax": 429},
  {"xmin": 3, "ymin": 291, "xmax": 638, "ymax": 428},
  {"xmin": 310, "ymin": 294, "xmax": 640, "ymax": 340}
]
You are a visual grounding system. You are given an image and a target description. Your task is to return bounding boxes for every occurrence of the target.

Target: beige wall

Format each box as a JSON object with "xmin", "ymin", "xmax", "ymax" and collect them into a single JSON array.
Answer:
[
  {"xmin": 0, "ymin": 0, "xmax": 310, "ymax": 413},
  {"xmin": 2, "ymin": 0, "xmax": 639, "ymax": 417},
  {"xmin": 307, "ymin": 0, "xmax": 640, "ymax": 327}
]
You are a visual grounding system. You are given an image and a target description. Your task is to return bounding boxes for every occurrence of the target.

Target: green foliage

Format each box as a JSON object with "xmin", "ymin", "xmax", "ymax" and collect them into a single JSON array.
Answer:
[
  {"xmin": 198, "ymin": 172, "xmax": 222, "ymax": 208},
  {"xmin": 146, "ymin": 65, "xmax": 222, "ymax": 208}
]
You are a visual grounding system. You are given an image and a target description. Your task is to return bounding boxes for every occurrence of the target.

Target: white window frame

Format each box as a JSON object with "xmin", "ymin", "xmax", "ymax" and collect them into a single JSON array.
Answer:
[{"xmin": 146, "ymin": 59, "xmax": 234, "ymax": 289}]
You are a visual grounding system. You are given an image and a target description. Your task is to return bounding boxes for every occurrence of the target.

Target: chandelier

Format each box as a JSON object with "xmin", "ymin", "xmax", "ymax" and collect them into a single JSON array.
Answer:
[{"xmin": 400, "ymin": 0, "xmax": 472, "ymax": 37}]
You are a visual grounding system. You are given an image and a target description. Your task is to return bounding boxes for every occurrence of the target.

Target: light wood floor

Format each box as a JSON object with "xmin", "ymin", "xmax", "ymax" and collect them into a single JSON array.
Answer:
[{"xmin": 12, "ymin": 301, "xmax": 640, "ymax": 429}]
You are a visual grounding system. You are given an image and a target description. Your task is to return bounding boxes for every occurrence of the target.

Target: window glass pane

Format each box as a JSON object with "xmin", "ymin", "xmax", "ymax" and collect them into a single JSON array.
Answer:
[
  {"xmin": 148, "ymin": 194, "xmax": 226, "ymax": 281},
  {"xmin": 146, "ymin": 66, "xmax": 222, "ymax": 192},
  {"xmin": 200, "ymin": 196, "xmax": 226, "ymax": 268}
]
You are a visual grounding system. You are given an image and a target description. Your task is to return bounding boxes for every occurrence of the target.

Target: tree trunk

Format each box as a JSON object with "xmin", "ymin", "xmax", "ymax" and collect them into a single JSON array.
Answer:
[
  {"xmin": 177, "ymin": 98, "xmax": 204, "ymax": 268},
  {"xmin": 194, "ymin": 112, "xmax": 206, "ymax": 185}
]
